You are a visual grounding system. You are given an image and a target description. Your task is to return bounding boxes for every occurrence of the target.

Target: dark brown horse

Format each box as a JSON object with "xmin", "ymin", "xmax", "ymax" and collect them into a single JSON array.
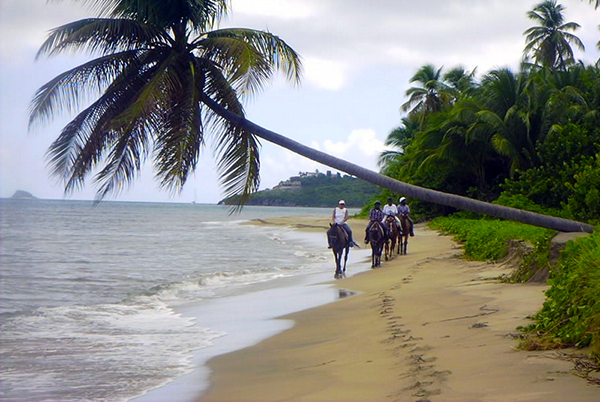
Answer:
[
  {"xmin": 384, "ymin": 216, "xmax": 399, "ymax": 260},
  {"xmin": 398, "ymin": 213, "xmax": 410, "ymax": 255},
  {"xmin": 327, "ymin": 223, "xmax": 350, "ymax": 279},
  {"xmin": 367, "ymin": 221, "xmax": 386, "ymax": 268}
]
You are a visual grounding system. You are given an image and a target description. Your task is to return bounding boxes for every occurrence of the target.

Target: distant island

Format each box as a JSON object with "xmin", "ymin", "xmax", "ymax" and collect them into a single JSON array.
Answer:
[
  {"xmin": 11, "ymin": 190, "xmax": 37, "ymax": 200},
  {"xmin": 219, "ymin": 170, "xmax": 379, "ymax": 208}
]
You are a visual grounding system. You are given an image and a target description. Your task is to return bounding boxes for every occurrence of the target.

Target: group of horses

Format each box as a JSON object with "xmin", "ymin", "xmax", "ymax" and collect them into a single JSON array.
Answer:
[{"xmin": 327, "ymin": 214, "xmax": 411, "ymax": 279}]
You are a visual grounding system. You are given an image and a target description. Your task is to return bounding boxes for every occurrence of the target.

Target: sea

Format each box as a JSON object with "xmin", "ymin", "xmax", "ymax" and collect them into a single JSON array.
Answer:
[{"xmin": 0, "ymin": 199, "xmax": 369, "ymax": 402}]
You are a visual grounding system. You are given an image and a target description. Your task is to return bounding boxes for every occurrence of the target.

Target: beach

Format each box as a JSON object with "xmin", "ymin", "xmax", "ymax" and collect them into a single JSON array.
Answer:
[{"xmin": 200, "ymin": 217, "xmax": 599, "ymax": 402}]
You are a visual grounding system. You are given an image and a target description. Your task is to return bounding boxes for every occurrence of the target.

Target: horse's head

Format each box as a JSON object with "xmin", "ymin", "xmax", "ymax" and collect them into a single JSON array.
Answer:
[{"xmin": 369, "ymin": 221, "xmax": 384, "ymax": 242}]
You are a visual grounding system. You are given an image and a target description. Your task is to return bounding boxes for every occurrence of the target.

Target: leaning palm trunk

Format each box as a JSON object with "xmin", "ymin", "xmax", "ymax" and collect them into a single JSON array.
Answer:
[{"xmin": 202, "ymin": 95, "xmax": 594, "ymax": 234}]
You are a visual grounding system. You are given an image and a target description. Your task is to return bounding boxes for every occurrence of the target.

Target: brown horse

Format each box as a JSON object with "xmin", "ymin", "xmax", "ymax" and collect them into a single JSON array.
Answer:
[
  {"xmin": 327, "ymin": 223, "xmax": 350, "ymax": 279},
  {"xmin": 367, "ymin": 221, "xmax": 386, "ymax": 268},
  {"xmin": 384, "ymin": 216, "xmax": 399, "ymax": 260},
  {"xmin": 398, "ymin": 213, "xmax": 410, "ymax": 255}
]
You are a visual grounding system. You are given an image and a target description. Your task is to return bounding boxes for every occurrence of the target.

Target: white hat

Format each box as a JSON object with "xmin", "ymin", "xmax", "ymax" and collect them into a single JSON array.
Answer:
[
  {"xmin": 399, "ymin": 197, "xmax": 406, "ymax": 203},
  {"xmin": 338, "ymin": 200, "xmax": 346, "ymax": 204}
]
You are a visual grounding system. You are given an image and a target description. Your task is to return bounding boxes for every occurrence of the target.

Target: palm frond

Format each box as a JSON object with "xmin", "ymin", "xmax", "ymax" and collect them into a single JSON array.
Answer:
[
  {"xmin": 36, "ymin": 18, "xmax": 165, "ymax": 59},
  {"xmin": 198, "ymin": 28, "xmax": 302, "ymax": 97},
  {"xmin": 46, "ymin": 56, "xmax": 161, "ymax": 194},
  {"xmin": 197, "ymin": 58, "xmax": 261, "ymax": 208},
  {"xmin": 29, "ymin": 49, "xmax": 141, "ymax": 128},
  {"xmin": 153, "ymin": 56, "xmax": 205, "ymax": 192}
]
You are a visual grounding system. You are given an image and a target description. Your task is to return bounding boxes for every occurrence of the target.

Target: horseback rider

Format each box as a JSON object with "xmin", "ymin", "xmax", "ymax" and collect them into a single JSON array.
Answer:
[
  {"xmin": 382, "ymin": 197, "xmax": 401, "ymax": 226},
  {"xmin": 364, "ymin": 201, "xmax": 389, "ymax": 244},
  {"xmin": 330, "ymin": 200, "xmax": 358, "ymax": 248},
  {"xmin": 398, "ymin": 197, "xmax": 415, "ymax": 236}
]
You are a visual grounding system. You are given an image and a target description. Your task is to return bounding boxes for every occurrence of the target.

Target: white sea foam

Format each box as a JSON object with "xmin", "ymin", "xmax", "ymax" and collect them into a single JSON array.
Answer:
[{"xmin": 0, "ymin": 299, "xmax": 225, "ymax": 401}]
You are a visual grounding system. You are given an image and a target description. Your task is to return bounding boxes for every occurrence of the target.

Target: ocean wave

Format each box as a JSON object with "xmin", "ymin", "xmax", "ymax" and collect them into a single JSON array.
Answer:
[{"xmin": 0, "ymin": 298, "xmax": 224, "ymax": 402}]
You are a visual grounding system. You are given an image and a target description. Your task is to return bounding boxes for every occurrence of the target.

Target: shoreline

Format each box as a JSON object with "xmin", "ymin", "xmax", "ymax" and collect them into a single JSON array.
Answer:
[
  {"xmin": 133, "ymin": 217, "xmax": 372, "ymax": 402},
  {"xmin": 199, "ymin": 218, "xmax": 599, "ymax": 401}
]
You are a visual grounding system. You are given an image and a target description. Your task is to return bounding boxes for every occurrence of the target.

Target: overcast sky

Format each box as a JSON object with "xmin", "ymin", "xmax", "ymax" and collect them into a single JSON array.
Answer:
[{"xmin": 1, "ymin": 0, "xmax": 598, "ymax": 204}]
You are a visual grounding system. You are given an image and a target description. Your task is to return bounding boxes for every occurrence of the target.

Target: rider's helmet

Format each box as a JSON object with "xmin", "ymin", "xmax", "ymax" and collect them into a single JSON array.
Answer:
[
  {"xmin": 399, "ymin": 197, "xmax": 406, "ymax": 204},
  {"xmin": 374, "ymin": 200, "xmax": 381, "ymax": 207}
]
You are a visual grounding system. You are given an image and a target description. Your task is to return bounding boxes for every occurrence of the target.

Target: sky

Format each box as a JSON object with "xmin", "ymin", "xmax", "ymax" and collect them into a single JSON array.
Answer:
[{"xmin": 0, "ymin": 0, "xmax": 598, "ymax": 204}]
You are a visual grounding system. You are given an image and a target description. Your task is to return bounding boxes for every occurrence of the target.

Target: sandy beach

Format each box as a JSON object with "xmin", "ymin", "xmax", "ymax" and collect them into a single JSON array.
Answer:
[{"xmin": 199, "ymin": 217, "xmax": 599, "ymax": 402}]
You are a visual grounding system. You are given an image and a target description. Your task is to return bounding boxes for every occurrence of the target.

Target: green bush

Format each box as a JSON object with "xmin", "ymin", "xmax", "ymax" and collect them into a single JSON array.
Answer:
[
  {"xmin": 565, "ymin": 155, "xmax": 600, "ymax": 224},
  {"xmin": 429, "ymin": 216, "xmax": 554, "ymax": 261},
  {"xmin": 522, "ymin": 229, "xmax": 600, "ymax": 360}
]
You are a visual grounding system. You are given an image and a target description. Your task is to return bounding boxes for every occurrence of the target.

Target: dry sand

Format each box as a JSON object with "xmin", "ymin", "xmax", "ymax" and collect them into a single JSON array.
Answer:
[{"xmin": 200, "ymin": 217, "xmax": 599, "ymax": 402}]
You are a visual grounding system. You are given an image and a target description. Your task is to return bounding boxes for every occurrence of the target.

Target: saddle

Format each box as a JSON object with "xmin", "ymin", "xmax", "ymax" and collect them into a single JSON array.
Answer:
[{"xmin": 329, "ymin": 223, "xmax": 349, "ymax": 243}]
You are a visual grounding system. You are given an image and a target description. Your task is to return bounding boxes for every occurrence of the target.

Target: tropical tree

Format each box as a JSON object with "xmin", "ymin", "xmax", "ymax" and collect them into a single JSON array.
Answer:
[
  {"xmin": 377, "ymin": 116, "xmax": 419, "ymax": 171},
  {"xmin": 30, "ymin": 0, "xmax": 593, "ymax": 233},
  {"xmin": 400, "ymin": 64, "xmax": 454, "ymax": 129},
  {"xmin": 443, "ymin": 66, "xmax": 478, "ymax": 98},
  {"xmin": 523, "ymin": 0, "xmax": 585, "ymax": 72}
]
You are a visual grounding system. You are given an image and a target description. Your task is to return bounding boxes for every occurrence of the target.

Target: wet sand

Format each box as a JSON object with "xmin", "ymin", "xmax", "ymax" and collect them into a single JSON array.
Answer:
[{"xmin": 200, "ymin": 217, "xmax": 598, "ymax": 401}]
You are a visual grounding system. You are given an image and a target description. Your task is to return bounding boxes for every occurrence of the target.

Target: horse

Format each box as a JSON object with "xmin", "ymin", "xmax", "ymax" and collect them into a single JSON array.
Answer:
[
  {"xmin": 367, "ymin": 221, "xmax": 386, "ymax": 268},
  {"xmin": 383, "ymin": 216, "xmax": 399, "ymax": 261},
  {"xmin": 327, "ymin": 223, "xmax": 350, "ymax": 279},
  {"xmin": 398, "ymin": 213, "xmax": 410, "ymax": 255}
]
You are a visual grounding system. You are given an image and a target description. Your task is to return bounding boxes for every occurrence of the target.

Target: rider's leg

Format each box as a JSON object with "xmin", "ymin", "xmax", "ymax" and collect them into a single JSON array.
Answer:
[
  {"xmin": 364, "ymin": 221, "xmax": 372, "ymax": 243},
  {"xmin": 408, "ymin": 217, "xmax": 415, "ymax": 236},
  {"xmin": 342, "ymin": 223, "xmax": 356, "ymax": 246},
  {"xmin": 383, "ymin": 224, "xmax": 390, "ymax": 242}
]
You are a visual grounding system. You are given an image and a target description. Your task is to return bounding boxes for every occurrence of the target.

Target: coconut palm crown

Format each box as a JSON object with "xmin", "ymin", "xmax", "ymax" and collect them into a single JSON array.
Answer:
[
  {"xmin": 523, "ymin": 0, "xmax": 585, "ymax": 72},
  {"xmin": 29, "ymin": 0, "xmax": 301, "ymax": 204}
]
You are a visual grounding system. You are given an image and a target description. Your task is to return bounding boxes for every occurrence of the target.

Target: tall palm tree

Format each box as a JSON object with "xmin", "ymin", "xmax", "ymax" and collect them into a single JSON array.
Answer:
[
  {"xmin": 30, "ymin": 0, "xmax": 593, "ymax": 233},
  {"xmin": 523, "ymin": 0, "xmax": 585, "ymax": 72},
  {"xmin": 401, "ymin": 64, "xmax": 453, "ymax": 129},
  {"xmin": 31, "ymin": 0, "xmax": 302, "ymax": 206}
]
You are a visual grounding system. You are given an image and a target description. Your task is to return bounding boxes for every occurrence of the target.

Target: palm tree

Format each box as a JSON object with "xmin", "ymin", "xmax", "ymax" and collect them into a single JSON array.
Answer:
[
  {"xmin": 400, "ymin": 64, "xmax": 453, "ymax": 129},
  {"xmin": 30, "ymin": 0, "xmax": 593, "ymax": 233},
  {"xmin": 523, "ymin": 0, "xmax": 585, "ymax": 72},
  {"xmin": 443, "ymin": 66, "xmax": 478, "ymax": 98},
  {"xmin": 377, "ymin": 116, "xmax": 419, "ymax": 171}
]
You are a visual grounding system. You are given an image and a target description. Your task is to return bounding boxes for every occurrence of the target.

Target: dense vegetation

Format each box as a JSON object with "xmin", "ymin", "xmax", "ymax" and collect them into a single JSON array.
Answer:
[
  {"xmin": 521, "ymin": 230, "xmax": 600, "ymax": 360},
  {"xmin": 429, "ymin": 214, "xmax": 555, "ymax": 262},
  {"xmin": 377, "ymin": 1, "xmax": 599, "ymax": 224},
  {"xmin": 377, "ymin": 0, "xmax": 600, "ymax": 362},
  {"xmin": 221, "ymin": 172, "xmax": 380, "ymax": 207}
]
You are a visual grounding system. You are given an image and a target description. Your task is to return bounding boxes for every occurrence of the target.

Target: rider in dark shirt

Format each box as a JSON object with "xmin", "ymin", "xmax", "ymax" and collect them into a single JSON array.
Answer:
[{"xmin": 364, "ymin": 201, "xmax": 388, "ymax": 244}]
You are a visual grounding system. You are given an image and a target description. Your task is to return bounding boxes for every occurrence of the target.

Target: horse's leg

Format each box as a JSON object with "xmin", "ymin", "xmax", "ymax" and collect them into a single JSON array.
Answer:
[
  {"xmin": 371, "ymin": 245, "xmax": 376, "ymax": 268},
  {"xmin": 404, "ymin": 236, "xmax": 408, "ymax": 254},
  {"xmin": 342, "ymin": 246, "xmax": 349, "ymax": 277},
  {"xmin": 384, "ymin": 240, "xmax": 389, "ymax": 261},
  {"xmin": 333, "ymin": 250, "xmax": 340, "ymax": 278}
]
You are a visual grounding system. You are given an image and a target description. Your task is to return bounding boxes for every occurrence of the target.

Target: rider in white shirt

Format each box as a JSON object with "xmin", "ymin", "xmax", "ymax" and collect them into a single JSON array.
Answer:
[
  {"xmin": 330, "ymin": 200, "xmax": 358, "ymax": 247},
  {"xmin": 381, "ymin": 197, "xmax": 401, "ymax": 226}
]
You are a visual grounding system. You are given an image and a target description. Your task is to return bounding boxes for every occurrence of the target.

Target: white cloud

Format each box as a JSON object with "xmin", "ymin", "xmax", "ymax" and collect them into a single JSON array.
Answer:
[
  {"xmin": 258, "ymin": 128, "xmax": 386, "ymax": 191},
  {"xmin": 302, "ymin": 56, "xmax": 348, "ymax": 90},
  {"xmin": 323, "ymin": 129, "xmax": 384, "ymax": 161}
]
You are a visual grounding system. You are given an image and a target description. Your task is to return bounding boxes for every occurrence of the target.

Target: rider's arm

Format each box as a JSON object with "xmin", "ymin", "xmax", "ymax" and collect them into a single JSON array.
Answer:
[
  {"xmin": 332, "ymin": 208, "xmax": 336, "ymax": 223},
  {"xmin": 342, "ymin": 208, "xmax": 349, "ymax": 223}
]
